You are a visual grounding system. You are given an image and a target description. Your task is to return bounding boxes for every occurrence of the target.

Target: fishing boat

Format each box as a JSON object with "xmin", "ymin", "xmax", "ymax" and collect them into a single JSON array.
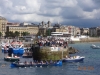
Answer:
[
  {"xmin": 90, "ymin": 44, "xmax": 100, "ymax": 49},
  {"xmin": 10, "ymin": 60, "xmax": 62, "ymax": 68},
  {"xmin": 1, "ymin": 40, "xmax": 25, "ymax": 56},
  {"xmin": 62, "ymin": 56, "xmax": 85, "ymax": 62}
]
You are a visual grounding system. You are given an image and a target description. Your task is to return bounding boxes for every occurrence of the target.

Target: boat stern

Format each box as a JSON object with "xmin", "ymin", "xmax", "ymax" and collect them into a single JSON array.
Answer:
[{"xmin": 10, "ymin": 63, "xmax": 17, "ymax": 68}]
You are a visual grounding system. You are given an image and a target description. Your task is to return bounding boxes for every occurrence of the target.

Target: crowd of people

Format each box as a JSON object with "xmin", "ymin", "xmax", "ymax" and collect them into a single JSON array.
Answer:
[{"xmin": 36, "ymin": 38, "xmax": 68, "ymax": 48}]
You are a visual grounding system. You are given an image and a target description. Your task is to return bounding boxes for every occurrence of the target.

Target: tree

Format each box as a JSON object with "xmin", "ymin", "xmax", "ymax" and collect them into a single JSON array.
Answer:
[
  {"xmin": 14, "ymin": 31, "xmax": 20, "ymax": 37},
  {"xmin": 46, "ymin": 29, "xmax": 51, "ymax": 36},
  {"xmin": 5, "ymin": 31, "xmax": 16, "ymax": 38},
  {"xmin": 0, "ymin": 32, "xmax": 2, "ymax": 38},
  {"xmin": 5, "ymin": 31, "xmax": 9, "ymax": 38},
  {"xmin": 21, "ymin": 32, "xmax": 30, "ymax": 36},
  {"xmin": 36, "ymin": 31, "xmax": 41, "ymax": 36},
  {"xmin": 9, "ymin": 31, "xmax": 15, "ymax": 38}
]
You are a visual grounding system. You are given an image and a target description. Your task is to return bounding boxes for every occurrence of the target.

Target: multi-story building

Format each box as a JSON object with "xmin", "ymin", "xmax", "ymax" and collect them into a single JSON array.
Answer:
[
  {"xmin": 7, "ymin": 25, "xmax": 39, "ymax": 36},
  {"xmin": 97, "ymin": 27, "xmax": 100, "ymax": 37},
  {"xmin": 89, "ymin": 27, "xmax": 100, "ymax": 37},
  {"xmin": 75, "ymin": 27, "xmax": 81, "ymax": 36},
  {"xmin": 38, "ymin": 21, "xmax": 53, "ymax": 36},
  {"xmin": 0, "ymin": 16, "xmax": 7, "ymax": 36},
  {"xmin": 66, "ymin": 25, "xmax": 80, "ymax": 36},
  {"xmin": 26, "ymin": 25, "xmax": 39, "ymax": 35},
  {"xmin": 53, "ymin": 24, "xmax": 69, "ymax": 32},
  {"xmin": 52, "ymin": 23, "xmax": 61, "ymax": 32},
  {"xmin": 53, "ymin": 24, "xmax": 80, "ymax": 36},
  {"xmin": 80, "ymin": 28, "xmax": 89, "ymax": 35}
]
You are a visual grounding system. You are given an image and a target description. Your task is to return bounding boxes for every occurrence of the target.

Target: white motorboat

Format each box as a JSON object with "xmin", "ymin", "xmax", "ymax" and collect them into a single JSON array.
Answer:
[
  {"xmin": 91, "ymin": 44, "xmax": 100, "ymax": 49},
  {"xmin": 4, "ymin": 54, "xmax": 20, "ymax": 62},
  {"xmin": 62, "ymin": 56, "xmax": 85, "ymax": 62}
]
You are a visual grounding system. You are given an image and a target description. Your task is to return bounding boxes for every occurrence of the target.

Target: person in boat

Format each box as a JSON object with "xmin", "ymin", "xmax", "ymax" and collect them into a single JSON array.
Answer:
[
  {"xmin": 50, "ymin": 60, "xmax": 53, "ymax": 64},
  {"xmin": 40, "ymin": 60, "xmax": 43, "ymax": 64},
  {"xmin": 73, "ymin": 56, "xmax": 76, "ymax": 59},
  {"xmin": 45, "ymin": 60, "xmax": 49, "ymax": 64},
  {"xmin": 32, "ymin": 61, "xmax": 34, "ymax": 65},
  {"xmin": 66, "ymin": 55, "xmax": 68, "ymax": 58},
  {"xmin": 30, "ymin": 61, "xmax": 32, "ymax": 65},
  {"xmin": 66, "ymin": 55, "xmax": 71, "ymax": 59},
  {"xmin": 24, "ymin": 61, "xmax": 27, "ymax": 65}
]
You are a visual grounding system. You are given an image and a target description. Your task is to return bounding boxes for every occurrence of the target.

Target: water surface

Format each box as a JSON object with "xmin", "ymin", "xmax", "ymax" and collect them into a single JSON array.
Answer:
[{"xmin": 0, "ymin": 42, "xmax": 100, "ymax": 75}]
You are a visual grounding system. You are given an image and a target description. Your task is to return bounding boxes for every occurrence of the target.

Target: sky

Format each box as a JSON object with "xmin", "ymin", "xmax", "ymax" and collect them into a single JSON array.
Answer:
[{"xmin": 0, "ymin": 0, "xmax": 100, "ymax": 27}]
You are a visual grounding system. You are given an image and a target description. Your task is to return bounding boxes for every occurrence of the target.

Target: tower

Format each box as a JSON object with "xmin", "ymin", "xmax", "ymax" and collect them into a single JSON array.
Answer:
[{"xmin": 47, "ymin": 21, "xmax": 51, "ymax": 27}]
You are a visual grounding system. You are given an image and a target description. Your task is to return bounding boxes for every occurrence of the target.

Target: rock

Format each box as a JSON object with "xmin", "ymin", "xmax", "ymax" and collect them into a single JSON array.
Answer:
[{"xmin": 68, "ymin": 46, "xmax": 79, "ymax": 54}]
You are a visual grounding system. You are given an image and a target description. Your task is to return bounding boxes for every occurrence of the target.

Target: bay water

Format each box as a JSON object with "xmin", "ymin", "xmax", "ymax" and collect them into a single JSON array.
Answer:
[{"xmin": 0, "ymin": 42, "xmax": 100, "ymax": 75}]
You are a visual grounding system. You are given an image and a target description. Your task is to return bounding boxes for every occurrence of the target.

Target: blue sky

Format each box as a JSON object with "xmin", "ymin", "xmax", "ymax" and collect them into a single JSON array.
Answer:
[{"xmin": 0, "ymin": 0, "xmax": 100, "ymax": 27}]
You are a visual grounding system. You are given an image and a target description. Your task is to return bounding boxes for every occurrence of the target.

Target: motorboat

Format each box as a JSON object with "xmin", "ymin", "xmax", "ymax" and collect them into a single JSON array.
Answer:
[
  {"xmin": 91, "ymin": 44, "xmax": 100, "ymax": 49},
  {"xmin": 10, "ymin": 60, "xmax": 62, "ymax": 68},
  {"xmin": 4, "ymin": 55, "xmax": 20, "ymax": 62},
  {"xmin": 62, "ymin": 56, "xmax": 85, "ymax": 62}
]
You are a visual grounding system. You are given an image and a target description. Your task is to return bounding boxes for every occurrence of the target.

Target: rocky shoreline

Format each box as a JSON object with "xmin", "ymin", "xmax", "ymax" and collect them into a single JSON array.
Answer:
[{"xmin": 67, "ymin": 46, "xmax": 79, "ymax": 54}]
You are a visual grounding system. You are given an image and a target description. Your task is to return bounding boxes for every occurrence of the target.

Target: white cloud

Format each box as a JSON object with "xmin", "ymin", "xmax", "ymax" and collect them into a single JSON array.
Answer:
[
  {"xmin": 81, "ymin": 8, "xmax": 100, "ymax": 19},
  {"xmin": 60, "ymin": 0, "xmax": 78, "ymax": 7},
  {"xmin": 0, "ymin": 0, "xmax": 100, "ymax": 27}
]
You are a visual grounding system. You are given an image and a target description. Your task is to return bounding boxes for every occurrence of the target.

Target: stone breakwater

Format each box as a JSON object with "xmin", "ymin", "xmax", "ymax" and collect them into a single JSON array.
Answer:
[
  {"xmin": 73, "ymin": 37, "xmax": 100, "ymax": 43},
  {"xmin": 39, "ymin": 47, "xmax": 69, "ymax": 60},
  {"xmin": 82, "ymin": 38, "xmax": 100, "ymax": 42},
  {"xmin": 37, "ymin": 46, "xmax": 78, "ymax": 60}
]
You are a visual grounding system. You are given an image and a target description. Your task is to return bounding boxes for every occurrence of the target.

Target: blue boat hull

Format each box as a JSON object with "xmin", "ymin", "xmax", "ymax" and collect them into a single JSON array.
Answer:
[
  {"xmin": 2, "ymin": 49, "xmax": 8, "ymax": 53},
  {"xmin": 10, "ymin": 60, "xmax": 62, "ymax": 68},
  {"xmin": 2, "ymin": 48, "xmax": 24, "ymax": 56}
]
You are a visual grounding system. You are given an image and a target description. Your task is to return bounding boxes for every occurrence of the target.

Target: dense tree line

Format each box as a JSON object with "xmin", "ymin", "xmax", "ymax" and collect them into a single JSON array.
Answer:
[{"xmin": 4, "ymin": 31, "xmax": 30, "ymax": 38}]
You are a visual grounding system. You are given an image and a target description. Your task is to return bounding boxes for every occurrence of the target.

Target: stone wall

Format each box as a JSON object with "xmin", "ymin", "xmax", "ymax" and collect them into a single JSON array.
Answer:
[
  {"xmin": 80, "ymin": 37, "xmax": 100, "ymax": 42},
  {"xmin": 36, "ymin": 46, "xmax": 69, "ymax": 60}
]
